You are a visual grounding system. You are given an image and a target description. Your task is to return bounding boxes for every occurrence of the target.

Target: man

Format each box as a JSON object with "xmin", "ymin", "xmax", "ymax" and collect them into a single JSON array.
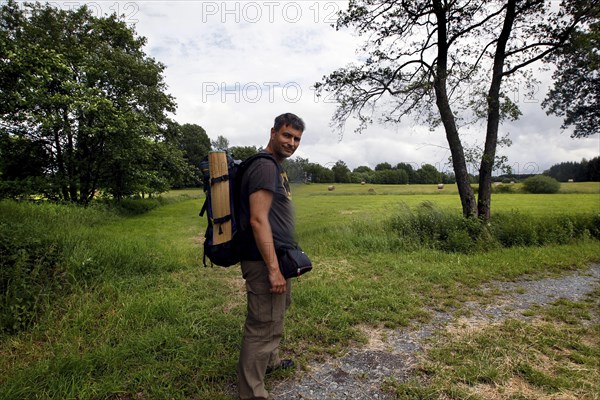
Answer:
[{"xmin": 237, "ymin": 113, "xmax": 305, "ymax": 400}]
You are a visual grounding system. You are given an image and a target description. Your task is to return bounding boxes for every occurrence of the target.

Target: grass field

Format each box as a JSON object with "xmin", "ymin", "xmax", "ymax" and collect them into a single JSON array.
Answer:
[{"xmin": 0, "ymin": 183, "xmax": 599, "ymax": 399}]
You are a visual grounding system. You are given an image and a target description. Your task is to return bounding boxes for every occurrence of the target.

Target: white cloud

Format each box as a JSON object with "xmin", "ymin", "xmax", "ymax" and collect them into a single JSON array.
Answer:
[{"xmin": 127, "ymin": 0, "xmax": 598, "ymax": 173}]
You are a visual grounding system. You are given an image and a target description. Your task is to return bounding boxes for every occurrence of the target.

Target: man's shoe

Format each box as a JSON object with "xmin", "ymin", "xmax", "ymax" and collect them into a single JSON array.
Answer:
[{"xmin": 266, "ymin": 359, "xmax": 295, "ymax": 374}]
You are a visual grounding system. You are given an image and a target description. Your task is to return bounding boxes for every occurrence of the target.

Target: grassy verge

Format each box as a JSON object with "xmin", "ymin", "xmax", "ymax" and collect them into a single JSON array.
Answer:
[
  {"xmin": 385, "ymin": 289, "xmax": 600, "ymax": 399},
  {"xmin": 1, "ymin": 186, "xmax": 599, "ymax": 399}
]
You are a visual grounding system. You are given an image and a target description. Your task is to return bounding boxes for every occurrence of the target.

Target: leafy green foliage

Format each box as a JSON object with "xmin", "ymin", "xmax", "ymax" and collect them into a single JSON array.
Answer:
[
  {"xmin": 0, "ymin": 1, "xmax": 186, "ymax": 203},
  {"xmin": 230, "ymin": 145, "xmax": 259, "ymax": 161},
  {"xmin": 172, "ymin": 123, "xmax": 211, "ymax": 187},
  {"xmin": 522, "ymin": 175, "xmax": 561, "ymax": 194},
  {"xmin": 543, "ymin": 9, "xmax": 600, "ymax": 138},
  {"xmin": 332, "ymin": 160, "xmax": 351, "ymax": 183},
  {"xmin": 0, "ymin": 231, "xmax": 64, "ymax": 334},
  {"xmin": 304, "ymin": 162, "xmax": 335, "ymax": 183}
]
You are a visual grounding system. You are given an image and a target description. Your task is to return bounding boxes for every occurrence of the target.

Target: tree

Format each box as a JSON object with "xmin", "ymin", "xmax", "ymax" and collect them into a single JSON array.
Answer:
[
  {"xmin": 545, "ymin": 157, "xmax": 600, "ymax": 182},
  {"xmin": 349, "ymin": 171, "xmax": 372, "ymax": 183},
  {"xmin": 587, "ymin": 157, "xmax": 600, "ymax": 181},
  {"xmin": 316, "ymin": 0, "xmax": 596, "ymax": 219},
  {"xmin": 372, "ymin": 169, "xmax": 407, "ymax": 184},
  {"xmin": 395, "ymin": 162, "xmax": 417, "ymax": 183},
  {"xmin": 332, "ymin": 160, "xmax": 351, "ymax": 183},
  {"xmin": 211, "ymin": 135, "xmax": 230, "ymax": 152},
  {"xmin": 0, "ymin": 132, "xmax": 51, "ymax": 198},
  {"xmin": 178, "ymin": 123, "xmax": 211, "ymax": 186},
  {"xmin": 284, "ymin": 157, "xmax": 309, "ymax": 182},
  {"xmin": 453, "ymin": 134, "xmax": 514, "ymax": 177},
  {"xmin": 375, "ymin": 162, "xmax": 392, "ymax": 171},
  {"xmin": 353, "ymin": 165, "xmax": 373, "ymax": 173},
  {"xmin": 231, "ymin": 145, "xmax": 259, "ymax": 161},
  {"xmin": 304, "ymin": 163, "xmax": 334, "ymax": 183},
  {"xmin": 0, "ymin": 1, "xmax": 178, "ymax": 203},
  {"xmin": 416, "ymin": 164, "xmax": 441, "ymax": 184},
  {"xmin": 543, "ymin": 5, "xmax": 600, "ymax": 138}
]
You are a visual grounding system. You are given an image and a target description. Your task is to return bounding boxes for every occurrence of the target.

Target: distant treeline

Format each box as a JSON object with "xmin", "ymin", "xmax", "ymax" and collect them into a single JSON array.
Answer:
[
  {"xmin": 281, "ymin": 156, "xmax": 600, "ymax": 185},
  {"xmin": 543, "ymin": 157, "xmax": 600, "ymax": 182},
  {"xmin": 282, "ymin": 159, "xmax": 456, "ymax": 185}
]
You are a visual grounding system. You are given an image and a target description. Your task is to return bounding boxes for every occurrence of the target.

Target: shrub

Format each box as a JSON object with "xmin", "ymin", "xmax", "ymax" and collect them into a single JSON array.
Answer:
[
  {"xmin": 537, "ymin": 215, "xmax": 575, "ymax": 245},
  {"xmin": 490, "ymin": 212, "xmax": 539, "ymax": 247},
  {"xmin": 443, "ymin": 229, "xmax": 476, "ymax": 253},
  {"xmin": 492, "ymin": 183, "xmax": 514, "ymax": 193},
  {"xmin": 388, "ymin": 203, "xmax": 597, "ymax": 253},
  {"xmin": 112, "ymin": 197, "xmax": 164, "ymax": 215},
  {"xmin": 389, "ymin": 202, "xmax": 492, "ymax": 253},
  {"xmin": 0, "ymin": 201, "xmax": 113, "ymax": 335},
  {"xmin": 0, "ymin": 232, "xmax": 64, "ymax": 334},
  {"xmin": 0, "ymin": 201, "xmax": 76, "ymax": 334},
  {"xmin": 0, "ymin": 197, "xmax": 187, "ymax": 335},
  {"xmin": 522, "ymin": 175, "xmax": 561, "ymax": 194},
  {"xmin": 590, "ymin": 214, "xmax": 600, "ymax": 239}
]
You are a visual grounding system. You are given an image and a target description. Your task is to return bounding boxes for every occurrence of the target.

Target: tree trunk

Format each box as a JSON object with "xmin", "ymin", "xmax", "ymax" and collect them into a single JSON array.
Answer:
[
  {"xmin": 433, "ymin": 0, "xmax": 477, "ymax": 218},
  {"xmin": 478, "ymin": 0, "xmax": 517, "ymax": 221},
  {"xmin": 78, "ymin": 111, "xmax": 94, "ymax": 205},
  {"xmin": 53, "ymin": 125, "xmax": 70, "ymax": 201},
  {"xmin": 63, "ymin": 108, "xmax": 78, "ymax": 202}
]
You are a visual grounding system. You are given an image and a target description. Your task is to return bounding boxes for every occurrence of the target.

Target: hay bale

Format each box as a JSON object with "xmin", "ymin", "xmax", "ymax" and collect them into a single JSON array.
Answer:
[
  {"xmin": 437, "ymin": 183, "xmax": 444, "ymax": 190},
  {"xmin": 328, "ymin": 185, "xmax": 335, "ymax": 191}
]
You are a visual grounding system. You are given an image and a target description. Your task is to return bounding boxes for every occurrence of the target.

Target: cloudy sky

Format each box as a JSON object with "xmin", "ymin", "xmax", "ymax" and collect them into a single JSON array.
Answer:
[{"xmin": 98, "ymin": 1, "xmax": 598, "ymax": 174}]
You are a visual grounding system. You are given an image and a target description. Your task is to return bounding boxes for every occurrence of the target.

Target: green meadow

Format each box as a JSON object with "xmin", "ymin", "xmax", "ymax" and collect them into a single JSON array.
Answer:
[{"xmin": 1, "ymin": 183, "xmax": 599, "ymax": 399}]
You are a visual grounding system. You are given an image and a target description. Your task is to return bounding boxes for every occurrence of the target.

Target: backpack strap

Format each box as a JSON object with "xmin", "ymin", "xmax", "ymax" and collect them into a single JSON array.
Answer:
[
  {"xmin": 238, "ymin": 151, "xmax": 278, "ymax": 170},
  {"xmin": 199, "ymin": 198, "xmax": 207, "ymax": 217},
  {"xmin": 234, "ymin": 152, "xmax": 280, "ymax": 261},
  {"xmin": 235, "ymin": 152, "xmax": 280, "ymax": 193},
  {"xmin": 211, "ymin": 174, "xmax": 229, "ymax": 185}
]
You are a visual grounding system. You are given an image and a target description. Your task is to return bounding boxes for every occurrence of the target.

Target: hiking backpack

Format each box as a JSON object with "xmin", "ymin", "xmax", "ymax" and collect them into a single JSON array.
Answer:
[{"xmin": 199, "ymin": 152, "xmax": 277, "ymax": 267}]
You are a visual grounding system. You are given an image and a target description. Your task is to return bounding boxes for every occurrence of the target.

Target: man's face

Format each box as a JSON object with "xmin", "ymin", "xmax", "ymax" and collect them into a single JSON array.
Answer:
[{"xmin": 270, "ymin": 124, "xmax": 303, "ymax": 160}]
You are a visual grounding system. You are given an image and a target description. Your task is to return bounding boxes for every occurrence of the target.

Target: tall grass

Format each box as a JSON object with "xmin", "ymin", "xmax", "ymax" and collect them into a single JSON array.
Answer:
[
  {"xmin": 0, "ymin": 192, "xmax": 200, "ymax": 335},
  {"xmin": 385, "ymin": 201, "xmax": 600, "ymax": 253},
  {"xmin": 0, "ymin": 201, "xmax": 115, "ymax": 333}
]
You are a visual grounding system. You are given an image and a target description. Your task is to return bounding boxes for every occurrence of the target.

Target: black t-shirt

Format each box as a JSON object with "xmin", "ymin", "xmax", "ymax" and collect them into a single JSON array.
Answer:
[{"xmin": 239, "ymin": 154, "xmax": 295, "ymax": 259}]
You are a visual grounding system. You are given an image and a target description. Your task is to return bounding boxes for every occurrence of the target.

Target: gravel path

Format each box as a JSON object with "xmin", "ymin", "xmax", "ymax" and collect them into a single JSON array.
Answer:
[{"xmin": 271, "ymin": 264, "xmax": 600, "ymax": 400}]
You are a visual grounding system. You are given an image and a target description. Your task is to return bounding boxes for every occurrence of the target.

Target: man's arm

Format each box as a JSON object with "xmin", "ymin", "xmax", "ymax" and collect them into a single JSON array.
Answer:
[{"xmin": 249, "ymin": 188, "xmax": 287, "ymax": 294}]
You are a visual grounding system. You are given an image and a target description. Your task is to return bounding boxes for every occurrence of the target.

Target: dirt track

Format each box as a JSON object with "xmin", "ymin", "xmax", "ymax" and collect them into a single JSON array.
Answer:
[{"xmin": 271, "ymin": 264, "xmax": 600, "ymax": 400}]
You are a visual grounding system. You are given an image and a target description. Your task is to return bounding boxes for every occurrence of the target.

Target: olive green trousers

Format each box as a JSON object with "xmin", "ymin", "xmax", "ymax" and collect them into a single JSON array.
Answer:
[{"xmin": 237, "ymin": 260, "xmax": 292, "ymax": 400}]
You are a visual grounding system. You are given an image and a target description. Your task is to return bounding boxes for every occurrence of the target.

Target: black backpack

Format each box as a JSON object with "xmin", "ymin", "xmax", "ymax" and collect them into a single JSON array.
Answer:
[{"xmin": 199, "ymin": 152, "xmax": 277, "ymax": 267}]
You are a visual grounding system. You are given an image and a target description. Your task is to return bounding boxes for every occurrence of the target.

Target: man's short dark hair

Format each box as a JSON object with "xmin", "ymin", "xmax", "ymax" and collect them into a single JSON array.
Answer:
[{"xmin": 274, "ymin": 113, "xmax": 305, "ymax": 132}]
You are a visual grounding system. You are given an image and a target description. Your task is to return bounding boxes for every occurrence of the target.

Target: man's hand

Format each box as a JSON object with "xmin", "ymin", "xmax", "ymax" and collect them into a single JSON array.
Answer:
[{"xmin": 268, "ymin": 269, "xmax": 287, "ymax": 294}]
